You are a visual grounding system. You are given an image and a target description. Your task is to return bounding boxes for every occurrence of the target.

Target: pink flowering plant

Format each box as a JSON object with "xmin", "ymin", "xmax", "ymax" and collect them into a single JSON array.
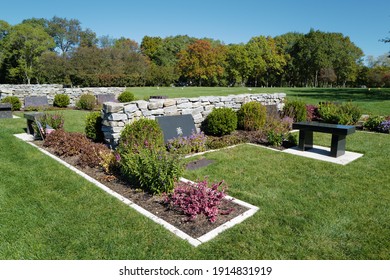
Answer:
[{"xmin": 164, "ymin": 179, "xmax": 230, "ymax": 223}]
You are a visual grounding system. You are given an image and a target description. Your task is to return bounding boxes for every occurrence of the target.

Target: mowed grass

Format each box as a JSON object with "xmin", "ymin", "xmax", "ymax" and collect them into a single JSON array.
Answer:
[
  {"xmin": 184, "ymin": 132, "xmax": 390, "ymax": 259},
  {"xmin": 1, "ymin": 91, "xmax": 389, "ymax": 259},
  {"xmin": 129, "ymin": 87, "xmax": 390, "ymax": 115}
]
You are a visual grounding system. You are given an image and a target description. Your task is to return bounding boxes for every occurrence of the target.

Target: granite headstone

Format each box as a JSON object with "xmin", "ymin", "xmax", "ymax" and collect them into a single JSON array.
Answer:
[
  {"xmin": 24, "ymin": 96, "xmax": 49, "ymax": 108},
  {"xmin": 0, "ymin": 103, "xmax": 13, "ymax": 118},
  {"xmin": 156, "ymin": 114, "xmax": 196, "ymax": 143},
  {"xmin": 97, "ymin": 94, "xmax": 117, "ymax": 105}
]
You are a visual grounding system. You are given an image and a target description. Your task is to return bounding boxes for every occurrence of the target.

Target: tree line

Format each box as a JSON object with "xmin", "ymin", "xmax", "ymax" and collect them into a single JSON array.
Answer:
[{"xmin": 0, "ymin": 17, "xmax": 389, "ymax": 87}]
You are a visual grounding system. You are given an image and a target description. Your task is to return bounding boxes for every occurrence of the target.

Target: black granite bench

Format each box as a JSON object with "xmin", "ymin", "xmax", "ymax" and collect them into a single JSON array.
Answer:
[
  {"xmin": 292, "ymin": 121, "xmax": 356, "ymax": 157},
  {"xmin": 24, "ymin": 112, "xmax": 44, "ymax": 135},
  {"xmin": 0, "ymin": 103, "xmax": 13, "ymax": 118}
]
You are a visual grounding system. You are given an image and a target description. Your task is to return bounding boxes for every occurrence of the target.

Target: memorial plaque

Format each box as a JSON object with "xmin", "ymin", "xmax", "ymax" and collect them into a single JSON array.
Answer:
[
  {"xmin": 156, "ymin": 114, "xmax": 196, "ymax": 143},
  {"xmin": 97, "ymin": 94, "xmax": 117, "ymax": 105},
  {"xmin": 24, "ymin": 96, "xmax": 48, "ymax": 108},
  {"xmin": 0, "ymin": 103, "xmax": 13, "ymax": 118}
]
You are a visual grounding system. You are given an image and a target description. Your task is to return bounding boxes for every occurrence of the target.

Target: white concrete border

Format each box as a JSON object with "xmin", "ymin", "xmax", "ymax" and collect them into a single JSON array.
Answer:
[{"xmin": 14, "ymin": 133, "xmax": 259, "ymax": 247}]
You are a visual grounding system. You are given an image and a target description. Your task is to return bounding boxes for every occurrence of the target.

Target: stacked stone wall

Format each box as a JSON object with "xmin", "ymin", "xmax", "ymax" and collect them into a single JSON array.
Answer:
[
  {"xmin": 0, "ymin": 84, "xmax": 125, "ymax": 107},
  {"xmin": 101, "ymin": 93, "xmax": 286, "ymax": 147}
]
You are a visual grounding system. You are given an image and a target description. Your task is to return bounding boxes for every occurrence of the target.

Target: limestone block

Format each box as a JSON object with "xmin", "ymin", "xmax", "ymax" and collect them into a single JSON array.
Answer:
[
  {"xmin": 107, "ymin": 113, "xmax": 128, "ymax": 121},
  {"xmin": 177, "ymin": 102, "xmax": 192, "ymax": 109},
  {"xmin": 163, "ymin": 99, "xmax": 176, "ymax": 107},
  {"xmin": 181, "ymin": 108, "xmax": 192, "ymax": 115},
  {"xmin": 193, "ymin": 113, "xmax": 203, "ymax": 124},
  {"xmin": 141, "ymin": 110, "xmax": 152, "ymax": 117},
  {"xmin": 164, "ymin": 106, "xmax": 179, "ymax": 115},
  {"xmin": 191, "ymin": 107, "xmax": 203, "ymax": 116},
  {"xmin": 191, "ymin": 101, "xmax": 202, "ymax": 108},
  {"xmin": 150, "ymin": 109, "xmax": 164, "ymax": 115},
  {"xmin": 124, "ymin": 103, "xmax": 138, "ymax": 113},
  {"xmin": 189, "ymin": 97, "xmax": 200, "ymax": 102},
  {"xmin": 220, "ymin": 96, "xmax": 233, "ymax": 102},
  {"xmin": 103, "ymin": 102, "xmax": 124, "ymax": 113},
  {"xmin": 204, "ymin": 105, "xmax": 215, "ymax": 111},
  {"xmin": 176, "ymin": 98, "xmax": 189, "ymax": 104},
  {"xmin": 135, "ymin": 100, "xmax": 148, "ymax": 110},
  {"xmin": 202, "ymin": 110, "xmax": 212, "ymax": 117},
  {"xmin": 148, "ymin": 101, "xmax": 163, "ymax": 110}
]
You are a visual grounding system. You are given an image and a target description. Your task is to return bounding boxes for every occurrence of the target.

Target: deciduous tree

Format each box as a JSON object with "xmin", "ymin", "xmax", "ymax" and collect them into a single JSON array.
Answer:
[
  {"xmin": 177, "ymin": 39, "xmax": 226, "ymax": 86},
  {"xmin": 2, "ymin": 23, "xmax": 55, "ymax": 84}
]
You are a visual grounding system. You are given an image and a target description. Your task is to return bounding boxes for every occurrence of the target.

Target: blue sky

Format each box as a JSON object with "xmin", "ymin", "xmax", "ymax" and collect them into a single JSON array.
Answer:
[{"xmin": 1, "ymin": 0, "xmax": 390, "ymax": 59}]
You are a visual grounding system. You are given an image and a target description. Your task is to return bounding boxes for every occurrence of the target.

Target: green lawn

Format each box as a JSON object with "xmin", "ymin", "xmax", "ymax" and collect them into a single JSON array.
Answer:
[
  {"xmin": 129, "ymin": 87, "xmax": 390, "ymax": 115},
  {"xmin": 1, "ymin": 109, "xmax": 389, "ymax": 259}
]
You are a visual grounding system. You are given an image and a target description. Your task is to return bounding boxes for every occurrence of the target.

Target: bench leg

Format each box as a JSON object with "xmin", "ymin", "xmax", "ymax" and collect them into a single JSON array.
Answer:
[
  {"xmin": 26, "ymin": 119, "xmax": 35, "ymax": 135},
  {"xmin": 298, "ymin": 130, "xmax": 313, "ymax": 151},
  {"xmin": 330, "ymin": 134, "xmax": 346, "ymax": 157}
]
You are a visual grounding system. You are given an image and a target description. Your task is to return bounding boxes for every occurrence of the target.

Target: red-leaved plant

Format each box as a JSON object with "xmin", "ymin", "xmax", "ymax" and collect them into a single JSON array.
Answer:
[{"xmin": 164, "ymin": 179, "xmax": 229, "ymax": 223}]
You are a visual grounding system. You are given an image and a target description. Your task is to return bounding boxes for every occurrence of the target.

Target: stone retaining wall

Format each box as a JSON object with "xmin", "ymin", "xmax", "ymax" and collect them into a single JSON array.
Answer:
[
  {"xmin": 102, "ymin": 93, "xmax": 286, "ymax": 147},
  {"xmin": 0, "ymin": 84, "xmax": 125, "ymax": 107}
]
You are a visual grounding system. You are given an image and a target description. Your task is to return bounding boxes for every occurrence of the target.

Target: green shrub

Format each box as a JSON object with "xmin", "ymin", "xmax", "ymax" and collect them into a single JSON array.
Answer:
[
  {"xmin": 120, "ymin": 147, "xmax": 183, "ymax": 194},
  {"xmin": 317, "ymin": 102, "xmax": 340, "ymax": 124},
  {"xmin": 264, "ymin": 115, "xmax": 291, "ymax": 147},
  {"xmin": 202, "ymin": 108, "xmax": 237, "ymax": 136},
  {"xmin": 363, "ymin": 115, "xmax": 385, "ymax": 131},
  {"xmin": 117, "ymin": 90, "xmax": 135, "ymax": 103},
  {"xmin": 1, "ymin": 96, "xmax": 21, "ymax": 111},
  {"xmin": 340, "ymin": 102, "xmax": 362, "ymax": 125},
  {"xmin": 117, "ymin": 118, "xmax": 164, "ymax": 155},
  {"xmin": 283, "ymin": 99, "xmax": 307, "ymax": 122},
  {"xmin": 237, "ymin": 101, "xmax": 267, "ymax": 131},
  {"xmin": 76, "ymin": 93, "xmax": 96, "ymax": 110},
  {"xmin": 85, "ymin": 111, "xmax": 104, "ymax": 142},
  {"xmin": 267, "ymin": 130, "xmax": 284, "ymax": 147},
  {"xmin": 53, "ymin": 94, "xmax": 70, "ymax": 108},
  {"xmin": 318, "ymin": 102, "xmax": 362, "ymax": 125},
  {"xmin": 205, "ymin": 133, "xmax": 248, "ymax": 149}
]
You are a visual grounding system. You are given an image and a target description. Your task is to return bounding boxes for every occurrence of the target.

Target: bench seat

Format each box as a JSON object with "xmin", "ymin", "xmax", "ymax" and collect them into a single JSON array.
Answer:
[{"xmin": 292, "ymin": 121, "xmax": 356, "ymax": 158}]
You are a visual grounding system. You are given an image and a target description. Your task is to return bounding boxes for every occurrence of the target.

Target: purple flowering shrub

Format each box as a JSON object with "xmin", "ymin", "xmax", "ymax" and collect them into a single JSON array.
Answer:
[
  {"xmin": 378, "ymin": 120, "xmax": 390, "ymax": 133},
  {"xmin": 166, "ymin": 131, "xmax": 207, "ymax": 154},
  {"xmin": 164, "ymin": 179, "xmax": 229, "ymax": 223}
]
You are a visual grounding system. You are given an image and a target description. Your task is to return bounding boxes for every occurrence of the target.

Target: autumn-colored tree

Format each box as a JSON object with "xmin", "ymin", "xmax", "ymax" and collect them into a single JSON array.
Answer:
[{"xmin": 177, "ymin": 39, "xmax": 227, "ymax": 86}]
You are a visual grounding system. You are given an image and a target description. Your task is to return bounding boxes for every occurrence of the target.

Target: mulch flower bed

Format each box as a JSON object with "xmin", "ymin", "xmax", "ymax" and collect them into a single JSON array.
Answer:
[{"xmin": 35, "ymin": 141, "xmax": 249, "ymax": 239}]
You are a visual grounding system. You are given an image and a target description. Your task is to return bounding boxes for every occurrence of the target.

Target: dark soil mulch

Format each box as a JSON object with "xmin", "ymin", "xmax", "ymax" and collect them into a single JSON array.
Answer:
[{"xmin": 36, "ymin": 142, "xmax": 249, "ymax": 239}]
